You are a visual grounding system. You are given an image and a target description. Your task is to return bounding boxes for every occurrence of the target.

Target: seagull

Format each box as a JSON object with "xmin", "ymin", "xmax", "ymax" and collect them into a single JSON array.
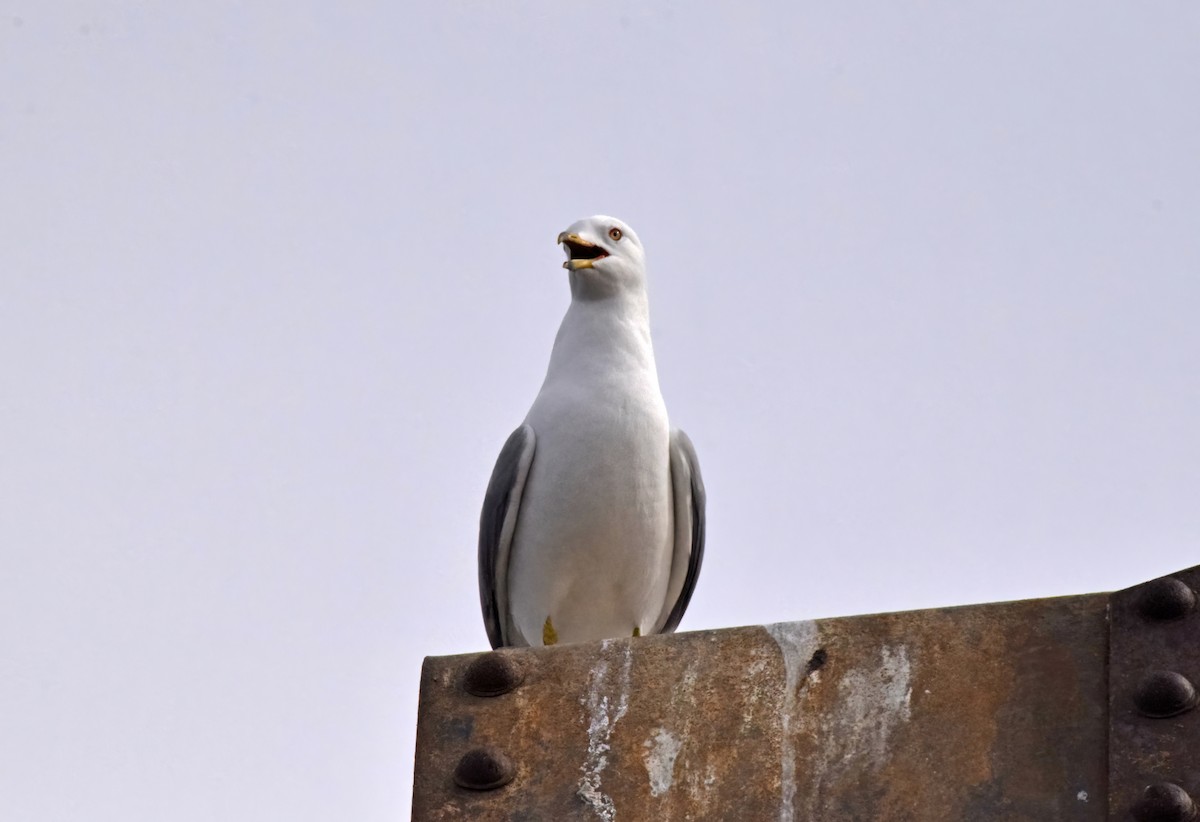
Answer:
[{"xmin": 478, "ymin": 215, "xmax": 705, "ymax": 648}]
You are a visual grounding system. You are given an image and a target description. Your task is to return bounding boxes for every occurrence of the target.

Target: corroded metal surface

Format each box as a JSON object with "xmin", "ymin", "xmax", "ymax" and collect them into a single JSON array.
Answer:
[
  {"xmin": 414, "ymin": 595, "xmax": 1108, "ymax": 821},
  {"xmin": 1109, "ymin": 567, "xmax": 1200, "ymax": 820}
]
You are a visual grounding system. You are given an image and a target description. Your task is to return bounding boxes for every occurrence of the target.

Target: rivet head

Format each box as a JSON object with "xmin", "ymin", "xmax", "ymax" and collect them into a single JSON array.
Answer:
[
  {"xmin": 1137, "ymin": 577, "xmax": 1197, "ymax": 621},
  {"xmin": 453, "ymin": 747, "xmax": 515, "ymax": 791},
  {"xmin": 463, "ymin": 652, "xmax": 525, "ymax": 697},
  {"xmin": 1131, "ymin": 782, "xmax": 1198, "ymax": 822},
  {"xmin": 1135, "ymin": 671, "xmax": 1198, "ymax": 718}
]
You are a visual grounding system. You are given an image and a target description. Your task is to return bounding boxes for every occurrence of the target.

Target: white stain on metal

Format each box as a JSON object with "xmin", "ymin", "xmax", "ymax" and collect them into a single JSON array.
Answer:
[
  {"xmin": 765, "ymin": 623, "xmax": 916, "ymax": 821},
  {"xmin": 765, "ymin": 620, "xmax": 821, "ymax": 822},
  {"xmin": 834, "ymin": 644, "xmax": 913, "ymax": 767},
  {"xmin": 743, "ymin": 655, "xmax": 771, "ymax": 724},
  {"xmin": 803, "ymin": 642, "xmax": 912, "ymax": 820},
  {"xmin": 683, "ymin": 755, "xmax": 719, "ymax": 808},
  {"xmin": 577, "ymin": 640, "xmax": 633, "ymax": 820},
  {"xmin": 1077, "ymin": 790, "xmax": 1089, "ymax": 802},
  {"xmin": 642, "ymin": 727, "xmax": 682, "ymax": 797}
]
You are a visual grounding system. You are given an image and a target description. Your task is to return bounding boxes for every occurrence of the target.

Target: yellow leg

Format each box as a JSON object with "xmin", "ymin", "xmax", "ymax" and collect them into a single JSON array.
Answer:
[
  {"xmin": 542, "ymin": 616, "xmax": 558, "ymax": 646},
  {"xmin": 632, "ymin": 626, "xmax": 641, "ymax": 637}
]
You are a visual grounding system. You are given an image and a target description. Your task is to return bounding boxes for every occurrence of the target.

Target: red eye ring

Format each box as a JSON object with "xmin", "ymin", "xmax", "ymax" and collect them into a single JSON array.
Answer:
[{"xmin": 608, "ymin": 227, "xmax": 623, "ymax": 241}]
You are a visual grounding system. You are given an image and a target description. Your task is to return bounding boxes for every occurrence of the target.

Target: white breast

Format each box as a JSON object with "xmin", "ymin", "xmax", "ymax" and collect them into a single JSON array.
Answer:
[{"xmin": 506, "ymin": 296, "xmax": 675, "ymax": 646}]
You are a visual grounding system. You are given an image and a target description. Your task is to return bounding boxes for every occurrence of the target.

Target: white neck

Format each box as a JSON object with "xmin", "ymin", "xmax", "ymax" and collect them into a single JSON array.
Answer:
[{"xmin": 542, "ymin": 289, "xmax": 659, "ymax": 388}]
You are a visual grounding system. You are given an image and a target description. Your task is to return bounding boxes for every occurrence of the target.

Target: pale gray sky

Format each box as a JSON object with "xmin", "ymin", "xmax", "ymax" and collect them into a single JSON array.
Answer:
[{"xmin": 3, "ymin": 3, "xmax": 1198, "ymax": 820}]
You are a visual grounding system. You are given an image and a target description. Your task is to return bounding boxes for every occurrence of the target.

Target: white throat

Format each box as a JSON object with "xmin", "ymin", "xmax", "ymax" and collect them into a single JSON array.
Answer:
[{"xmin": 542, "ymin": 286, "xmax": 659, "ymax": 390}]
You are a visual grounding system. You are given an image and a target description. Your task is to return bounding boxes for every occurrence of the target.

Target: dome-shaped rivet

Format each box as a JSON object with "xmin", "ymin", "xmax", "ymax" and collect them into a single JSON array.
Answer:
[
  {"xmin": 1137, "ymin": 577, "xmax": 1197, "ymax": 622},
  {"xmin": 463, "ymin": 652, "xmax": 525, "ymax": 697},
  {"xmin": 1135, "ymin": 671, "xmax": 1198, "ymax": 718},
  {"xmin": 453, "ymin": 747, "xmax": 515, "ymax": 791},
  {"xmin": 1131, "ymin": 782, "xmax": 1198, "ymax": 822}
]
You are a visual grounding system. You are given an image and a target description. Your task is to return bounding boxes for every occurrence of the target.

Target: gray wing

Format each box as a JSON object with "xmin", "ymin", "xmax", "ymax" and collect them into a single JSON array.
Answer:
[
  {"xmin": 657, "ymin": 429, "xmax": 706, "ymax": 634},
  {"xmin": 478, "ymin": 425, "xmax": 536, "ymax": 649}
]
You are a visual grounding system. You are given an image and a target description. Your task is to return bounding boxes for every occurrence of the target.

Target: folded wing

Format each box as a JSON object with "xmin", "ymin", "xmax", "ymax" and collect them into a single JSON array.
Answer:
[
  {"xmin": 477, "ymin": 425, "xmax": 536, "ymax": 649},
  {"xmin": 656, "ymin": 429, "xmax": 706, "ymax": 634}
]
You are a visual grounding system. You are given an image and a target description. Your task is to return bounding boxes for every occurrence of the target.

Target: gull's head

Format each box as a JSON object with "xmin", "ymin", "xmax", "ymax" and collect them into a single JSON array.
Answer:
[{"xmin": 556, "ymin": 215, "xmax": 646, "ymax": 299}]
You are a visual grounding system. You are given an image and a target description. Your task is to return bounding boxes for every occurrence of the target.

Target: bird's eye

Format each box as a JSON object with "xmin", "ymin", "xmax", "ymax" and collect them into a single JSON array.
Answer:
[{"xmin": 608, "ymin": 227, "xmax": 623, "ymax": 241}]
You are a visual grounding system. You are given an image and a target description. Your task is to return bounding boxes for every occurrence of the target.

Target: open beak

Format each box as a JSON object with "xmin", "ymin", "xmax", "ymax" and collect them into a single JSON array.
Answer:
[{"xmin": 557, "ymin": 232, "xmax": 609, "ymax": 270}]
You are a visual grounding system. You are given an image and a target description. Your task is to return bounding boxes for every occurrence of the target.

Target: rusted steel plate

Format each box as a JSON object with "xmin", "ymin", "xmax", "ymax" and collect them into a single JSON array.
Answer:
[
  {"xmin": 1109, "ymin": 566, "xmax": 1200, "ymax": 820},
  {"xmin": 414, "ymin": 595, "xmax": 1108, "ymax": 821}
]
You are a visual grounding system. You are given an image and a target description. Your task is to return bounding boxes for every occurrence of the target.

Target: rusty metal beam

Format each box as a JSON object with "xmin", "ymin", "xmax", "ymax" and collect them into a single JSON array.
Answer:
[
  {"xmin": 413, "ymin": 566, "xmax": 1200, "ymax": 821},
  {"xmin": 1109, "ymin": 566, "xmax": 1200, "ymax": 821}
]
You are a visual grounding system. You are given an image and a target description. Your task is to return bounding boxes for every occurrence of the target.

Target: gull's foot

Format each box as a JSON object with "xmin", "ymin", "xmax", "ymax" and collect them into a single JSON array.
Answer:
[{"xmin": 542, "ymin": 616, "xmax": 558, "ymax": 646}]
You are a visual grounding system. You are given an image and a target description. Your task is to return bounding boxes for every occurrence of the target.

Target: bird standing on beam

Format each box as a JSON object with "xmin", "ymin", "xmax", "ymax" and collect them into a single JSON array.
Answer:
[{"xmin": 478, "ymin": 215, "xmax": 705, "ymax": 648}]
